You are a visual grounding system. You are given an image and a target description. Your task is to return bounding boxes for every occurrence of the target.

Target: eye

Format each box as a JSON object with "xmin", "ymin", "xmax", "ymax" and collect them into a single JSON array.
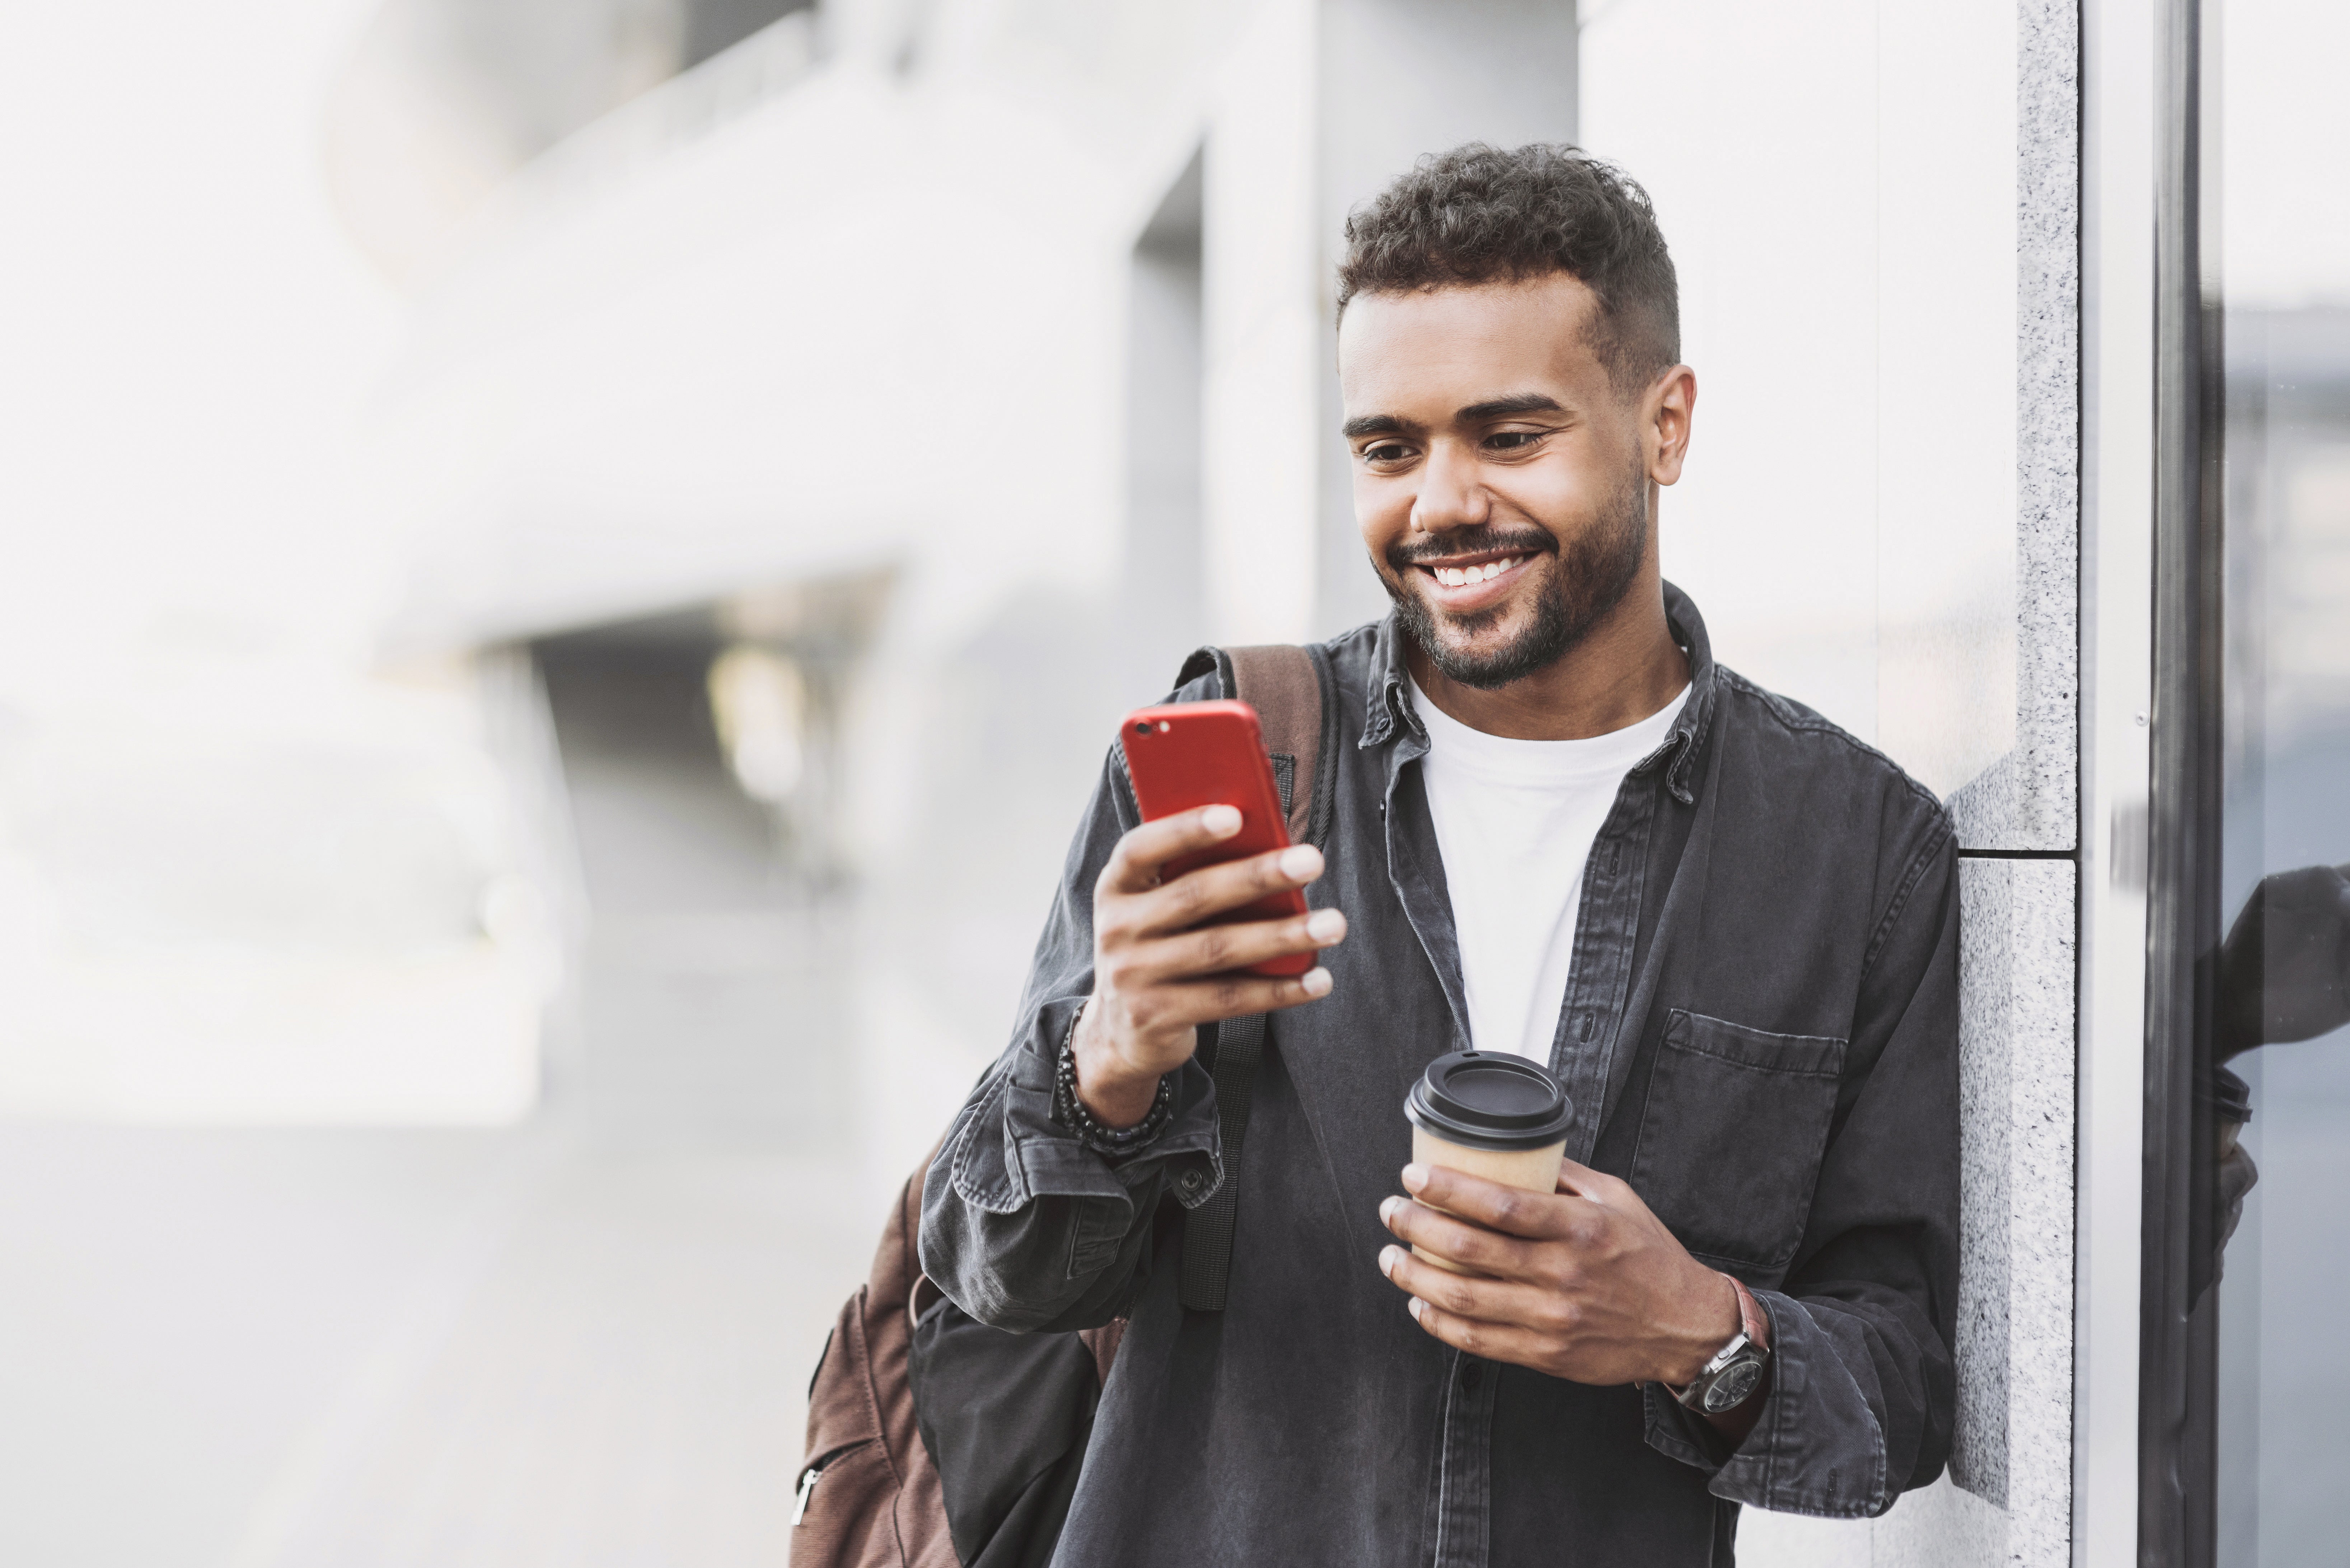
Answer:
[
  {"xmin": 1360, "ymin": 441, "xmax": 1414, "ymax": 466},
  {"xmin": 1486, "ymin": 429, "xmax": 1544, "ymax": 451}
]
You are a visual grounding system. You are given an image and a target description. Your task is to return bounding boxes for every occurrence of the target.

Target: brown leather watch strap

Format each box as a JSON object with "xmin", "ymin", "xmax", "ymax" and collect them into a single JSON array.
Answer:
[{"xmin": 1726, "ymin": 1273, "xmax": 1769, "ymax": 1351}]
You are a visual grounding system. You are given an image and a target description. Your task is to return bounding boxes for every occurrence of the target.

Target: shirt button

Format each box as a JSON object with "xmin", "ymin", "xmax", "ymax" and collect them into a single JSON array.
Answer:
[
  {"xmin": 1180, "ymin": 1170, "xmax": 1207, "ymax": 1195},
  {"xmin": 1460, "ymin": 1361, "xmax": 1482, "ymax": 1393}
]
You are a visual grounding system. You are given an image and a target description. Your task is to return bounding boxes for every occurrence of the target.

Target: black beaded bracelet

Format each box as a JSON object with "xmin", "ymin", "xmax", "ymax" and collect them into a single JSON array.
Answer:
[{"xmin": 1053, "ymin": 1005, "xmax": 1177, "ymax": 1154}]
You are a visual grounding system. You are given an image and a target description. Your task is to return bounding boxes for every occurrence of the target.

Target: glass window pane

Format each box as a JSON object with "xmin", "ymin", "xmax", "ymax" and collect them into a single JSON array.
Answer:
[{"xmin": 2212, "ymin": 3, "xmax": 2350, "ymax": 1562}]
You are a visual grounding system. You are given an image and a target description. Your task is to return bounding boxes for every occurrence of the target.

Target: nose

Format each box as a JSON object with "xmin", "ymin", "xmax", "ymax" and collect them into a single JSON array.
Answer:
[{"xmin": 1408, "ymin": 441, "xmax": 1490, "ymax": 535}]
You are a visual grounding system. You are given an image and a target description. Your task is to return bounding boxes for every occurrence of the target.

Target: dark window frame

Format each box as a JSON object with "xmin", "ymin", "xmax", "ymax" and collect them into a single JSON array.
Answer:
[{"xmin": 2140, "ymin": 0, "xmax": 2227, "ymax": 1560}]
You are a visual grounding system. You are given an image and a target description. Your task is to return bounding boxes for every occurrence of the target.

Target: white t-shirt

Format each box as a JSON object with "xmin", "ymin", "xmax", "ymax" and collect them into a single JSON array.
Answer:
[{"xmin": 1409, "ymin": 677, "xmax": 1690, "ymax": 1062}]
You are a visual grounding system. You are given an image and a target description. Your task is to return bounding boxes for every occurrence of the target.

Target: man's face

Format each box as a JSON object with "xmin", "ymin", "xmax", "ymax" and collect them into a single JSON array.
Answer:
[{"xmin": 1337, "ymin": 273, "xmax": 1674, "ymax": 690}]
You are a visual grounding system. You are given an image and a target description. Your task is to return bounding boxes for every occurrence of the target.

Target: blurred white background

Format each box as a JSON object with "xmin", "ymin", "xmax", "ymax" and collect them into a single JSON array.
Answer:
[{"xmin": 0, "ymin": 2, "xmax": 552, "ymax": 1124}]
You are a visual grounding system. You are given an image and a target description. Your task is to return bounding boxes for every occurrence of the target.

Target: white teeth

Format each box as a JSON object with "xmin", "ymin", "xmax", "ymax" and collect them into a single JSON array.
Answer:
[{"xmin": 1429, "ymin": 556, "xmax": 1522, "ymax": 588}]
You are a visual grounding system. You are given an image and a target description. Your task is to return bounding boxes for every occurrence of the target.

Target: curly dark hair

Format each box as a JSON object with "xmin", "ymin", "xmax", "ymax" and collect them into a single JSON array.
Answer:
[{"xmin": 1336, "ymin": 143, "xmax": 1679, "ymax": 395}]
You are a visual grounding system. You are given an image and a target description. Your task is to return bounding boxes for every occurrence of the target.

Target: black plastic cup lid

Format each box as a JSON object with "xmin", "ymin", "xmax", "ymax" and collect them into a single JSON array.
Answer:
[
  {"xmin": 1405, "ymin": 1051, "xmax": 1574, "ymax": 1152},
  {"xmin": 2202, "ymin": 1064, "xmax": 2253, "ymax": 1125}
]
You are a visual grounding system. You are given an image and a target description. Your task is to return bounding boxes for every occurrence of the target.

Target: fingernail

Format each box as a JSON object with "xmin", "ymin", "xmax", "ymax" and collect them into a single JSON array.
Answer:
[
  {"xmin": 1278, "ymin": 845, "xmax": 1323, "ymax": 881},
  {"xmin": 1306, "ymin": 908, "xmax": 1346, "ymax": 943},
  {"xmin": 1378, "ymin": 1196, "xmax": 1400, "ymax": 1225},
  {"xmin": 1378, "ymin": 1245, "xmax": 1401, "ymax": 1276},
  {"xmin": 1202, "ymin": 805, "xmax": 1241, "ymax": 837},
  {"xmin": 1408, "ymin": 1297, "xmax": 1426, "ymax": 1322},
  {"xmin": 1300, "ymin": 967, "xmax": 1333, "ymax": 998},
  {"xmin": 1401, "ymin": 1163, "xmax": 1429, "ymax": 1192}
]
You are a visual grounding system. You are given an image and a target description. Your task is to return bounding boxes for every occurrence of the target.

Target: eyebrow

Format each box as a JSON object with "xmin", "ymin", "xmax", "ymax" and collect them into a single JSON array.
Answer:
[
  {"xmin": 1340, "ymin": 393, "xmax": 1566, "ymax": 441},
  {"xmin": 1456, "ymin": 393, "xmax": 1565, "ymax": 421}
]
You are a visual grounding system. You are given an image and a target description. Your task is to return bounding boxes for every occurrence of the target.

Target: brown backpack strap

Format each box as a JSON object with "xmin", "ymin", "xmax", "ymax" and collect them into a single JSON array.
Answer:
[
  {"xmin": 1165, "ymin": 641, "xmax": 1338, "ymax": 852},
  {"xmin": 1173, "ymin": 642, "xmax": 1333, "ymax": 1312},
  {"xmin": 1224, "ymin": 644, "xmax": 1324, "ymax": 846}
]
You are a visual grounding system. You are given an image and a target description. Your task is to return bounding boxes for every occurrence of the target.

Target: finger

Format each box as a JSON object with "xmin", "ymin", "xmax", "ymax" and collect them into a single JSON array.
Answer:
[
  {"xmin": 1377, "ymin": 1196, "xmax": 1543, "ymax": 1281},
  {"xmin": 1399, "ymin": 1162, "xmax": 1581, "ymax": 1240},
  {"xmin": 1100, "ymin": 805, "xmax": 1246, "ymax": 895},
  {"xmin": 1127, "ymin": 844, "xmax": 1326, "ymax": 938},
  {"xmin": 1125, "ymin": 907, "xmax": 1347, "ymax": 985},
  {"xmin": 1377, "ymin": 1243, "xmax": 1572, "ymax": 1331},
  {"xmin": 1398, "ymin": 1293, "xmax": 1560, "ymax": 1369},
  {"xmin": 1147, "ymin": 967, "xmax": 1335, "ymax": 1027}
]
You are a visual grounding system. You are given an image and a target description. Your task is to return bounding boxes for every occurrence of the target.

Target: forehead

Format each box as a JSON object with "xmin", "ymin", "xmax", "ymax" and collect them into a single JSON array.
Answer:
[{"xmin": 1336, "ymin": 273, "xmax": 1608, "ymax": 415}]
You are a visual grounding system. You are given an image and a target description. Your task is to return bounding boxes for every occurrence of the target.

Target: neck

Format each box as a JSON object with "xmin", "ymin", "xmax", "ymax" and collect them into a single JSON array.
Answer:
[{"xmin": 1405, "ymin": 580, "xmax": 1690, "ymax": 741}]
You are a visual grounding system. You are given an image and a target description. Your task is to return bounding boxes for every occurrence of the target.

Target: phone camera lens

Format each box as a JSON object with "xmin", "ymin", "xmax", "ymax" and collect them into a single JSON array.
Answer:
[{"xmin": 1134, "ymin": 721, "xmax": 1152, "ymax": 735}]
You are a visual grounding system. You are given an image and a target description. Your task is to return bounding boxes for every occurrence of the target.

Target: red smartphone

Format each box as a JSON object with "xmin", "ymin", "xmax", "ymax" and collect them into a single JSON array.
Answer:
[{"xmin": 1117, "ymin": 700, "xmax": 1312, "ymax": 977}]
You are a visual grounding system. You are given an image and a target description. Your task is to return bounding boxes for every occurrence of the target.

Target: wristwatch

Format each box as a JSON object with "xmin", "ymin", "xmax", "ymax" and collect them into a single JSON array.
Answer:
[{"xmin": 1672, "ymin": 1274, "xmax": 1772, "ymax": 1416}]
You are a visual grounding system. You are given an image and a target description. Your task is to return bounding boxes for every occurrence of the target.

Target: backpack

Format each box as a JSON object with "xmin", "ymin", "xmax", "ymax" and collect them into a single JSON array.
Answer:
[{"xmin": 790, "ymin": 642, "xmax": 1338, "ymax": 1568}]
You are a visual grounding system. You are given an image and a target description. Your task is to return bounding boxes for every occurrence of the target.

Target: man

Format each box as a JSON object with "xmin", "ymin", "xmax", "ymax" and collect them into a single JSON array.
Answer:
[{"xmin": 921, "ymin": 144, "xmax": 1958, "ymax": 1565}]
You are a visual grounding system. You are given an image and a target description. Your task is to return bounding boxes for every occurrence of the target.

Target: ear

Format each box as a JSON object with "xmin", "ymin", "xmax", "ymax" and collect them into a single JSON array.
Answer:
[{"xmin": 1647, "ymin": 365, "xmax": 1697, "ymax": 487}]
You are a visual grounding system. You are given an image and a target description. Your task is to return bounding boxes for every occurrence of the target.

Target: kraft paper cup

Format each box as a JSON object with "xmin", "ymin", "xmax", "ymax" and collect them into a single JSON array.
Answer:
[{"xmin": 1403, "ymin": 1052, "xmax": 1574, "ymax": 1275}]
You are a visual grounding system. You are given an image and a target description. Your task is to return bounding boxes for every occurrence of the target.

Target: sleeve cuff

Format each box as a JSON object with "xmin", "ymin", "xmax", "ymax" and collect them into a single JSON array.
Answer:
[
  {"xmin": 950, "ymin": 997, "xmax": 1223, "ymax": 1217},
  {"xmin": 1639, "ymin": 1290, "xmax": 1894, "ymax": 1519}
]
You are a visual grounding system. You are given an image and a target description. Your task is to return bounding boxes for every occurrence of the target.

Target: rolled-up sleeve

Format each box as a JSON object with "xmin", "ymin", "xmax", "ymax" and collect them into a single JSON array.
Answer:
[
  {"xmin": 1643, "ymin": 819, "xmax": 1961, "ymax": 1517},
  {"xmin": 919, "ymin": 742, "xmax": 1226, "ymax": 1335}
]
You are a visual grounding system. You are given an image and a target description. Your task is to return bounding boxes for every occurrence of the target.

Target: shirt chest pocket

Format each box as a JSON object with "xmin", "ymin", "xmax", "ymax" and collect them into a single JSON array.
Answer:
[{"xmin": 1628, "ymin": 1010, "xmax": 1847, "ymax": 1273}]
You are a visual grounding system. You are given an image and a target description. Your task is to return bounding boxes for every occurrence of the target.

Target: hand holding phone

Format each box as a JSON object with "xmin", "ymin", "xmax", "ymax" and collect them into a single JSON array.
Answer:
[
  {"xmin": 1071, "ymin": 702, "xmax": 1347, "ymax": 1129},
  {"xmin": 1120, "ymin": 701, "xmax": 1314, "ymax": 975}
]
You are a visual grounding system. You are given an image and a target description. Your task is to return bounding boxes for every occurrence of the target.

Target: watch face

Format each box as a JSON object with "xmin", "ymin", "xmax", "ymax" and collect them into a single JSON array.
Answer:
[{"xmin": 1702, "ymin": 1358, "xmax": 1765, "ymax": 1414}]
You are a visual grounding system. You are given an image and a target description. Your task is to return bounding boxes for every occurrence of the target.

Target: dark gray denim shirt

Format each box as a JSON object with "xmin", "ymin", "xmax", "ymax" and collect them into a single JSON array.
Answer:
[{"xmin": 920, "ymin": 585, "xmax": 1960, "ymax": 1567}]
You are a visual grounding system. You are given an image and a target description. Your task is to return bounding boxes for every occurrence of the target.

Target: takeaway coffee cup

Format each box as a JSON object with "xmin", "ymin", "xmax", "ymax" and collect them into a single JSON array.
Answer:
[{"xmin": 1403, "ymin": 1051, "xmax": 1575, "ymax": 1273}]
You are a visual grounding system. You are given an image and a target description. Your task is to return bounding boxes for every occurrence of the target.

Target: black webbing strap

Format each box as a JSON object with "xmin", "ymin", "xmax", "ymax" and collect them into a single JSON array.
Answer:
[
  {"xmin": 1173, "ymin": 643, "xmax": 1333, "ymax": 1313},
  {"xmin": 1178, "ymin": 1009, "xmax": 1267, "ymax": 1311}
]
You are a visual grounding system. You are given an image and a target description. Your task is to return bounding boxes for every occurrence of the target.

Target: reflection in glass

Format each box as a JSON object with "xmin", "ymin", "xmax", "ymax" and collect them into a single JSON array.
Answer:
[{"xmin": 2210, "ymin": 5, "xmax": 2350, "ymax": 1561}]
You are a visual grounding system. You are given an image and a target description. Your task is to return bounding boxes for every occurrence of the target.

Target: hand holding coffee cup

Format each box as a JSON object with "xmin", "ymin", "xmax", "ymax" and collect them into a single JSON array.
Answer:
[{"xmin": 1379, "ymin": 1053, "xmax": 1751, "ymax": 1400}]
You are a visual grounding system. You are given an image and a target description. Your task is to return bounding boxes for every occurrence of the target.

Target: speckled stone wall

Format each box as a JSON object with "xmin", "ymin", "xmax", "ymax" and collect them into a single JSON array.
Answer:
[
  {"xmin": 1892, "ymin": 2, "xmax": 2083, "ymax": 1563},
  {"xmin": 1722, "ymin": 1, "xmax": 2083, "ymax": 1563},
  {"xmin": 1947, "ymin": 0, "xmax": 2083, "ymax": 857},
  {"xmin": 1900, "ymin": 3, "xmax": 2082, "ymax": 1564},
  {"xmin": 1945, "ymin": 858, "xmax": 2078, "ymax": 1559}
]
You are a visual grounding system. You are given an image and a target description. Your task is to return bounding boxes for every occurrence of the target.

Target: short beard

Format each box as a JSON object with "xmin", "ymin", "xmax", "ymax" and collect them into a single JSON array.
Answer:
[{"xmin": 1379, "ymin": 457, "xmax": 1650, "ymax": 691}]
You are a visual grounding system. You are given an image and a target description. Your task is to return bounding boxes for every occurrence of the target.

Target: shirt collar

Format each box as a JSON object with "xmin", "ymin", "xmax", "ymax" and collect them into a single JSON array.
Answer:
[{"xmin": 1360, "ymin": 580, "xmax": 1720, "ymax": 806}]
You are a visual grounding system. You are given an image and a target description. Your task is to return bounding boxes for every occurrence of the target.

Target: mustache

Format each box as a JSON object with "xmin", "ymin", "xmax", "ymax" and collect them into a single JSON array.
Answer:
[{"xmin": 1385, "ymin": 526, "xmax": 1558, "ymax": 569}]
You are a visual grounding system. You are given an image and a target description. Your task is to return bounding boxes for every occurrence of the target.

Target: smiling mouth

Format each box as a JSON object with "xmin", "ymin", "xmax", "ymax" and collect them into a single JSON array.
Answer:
[{"xmin": 1414, "ymin": 553, "xmax": 1533, "ymax": 587}]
